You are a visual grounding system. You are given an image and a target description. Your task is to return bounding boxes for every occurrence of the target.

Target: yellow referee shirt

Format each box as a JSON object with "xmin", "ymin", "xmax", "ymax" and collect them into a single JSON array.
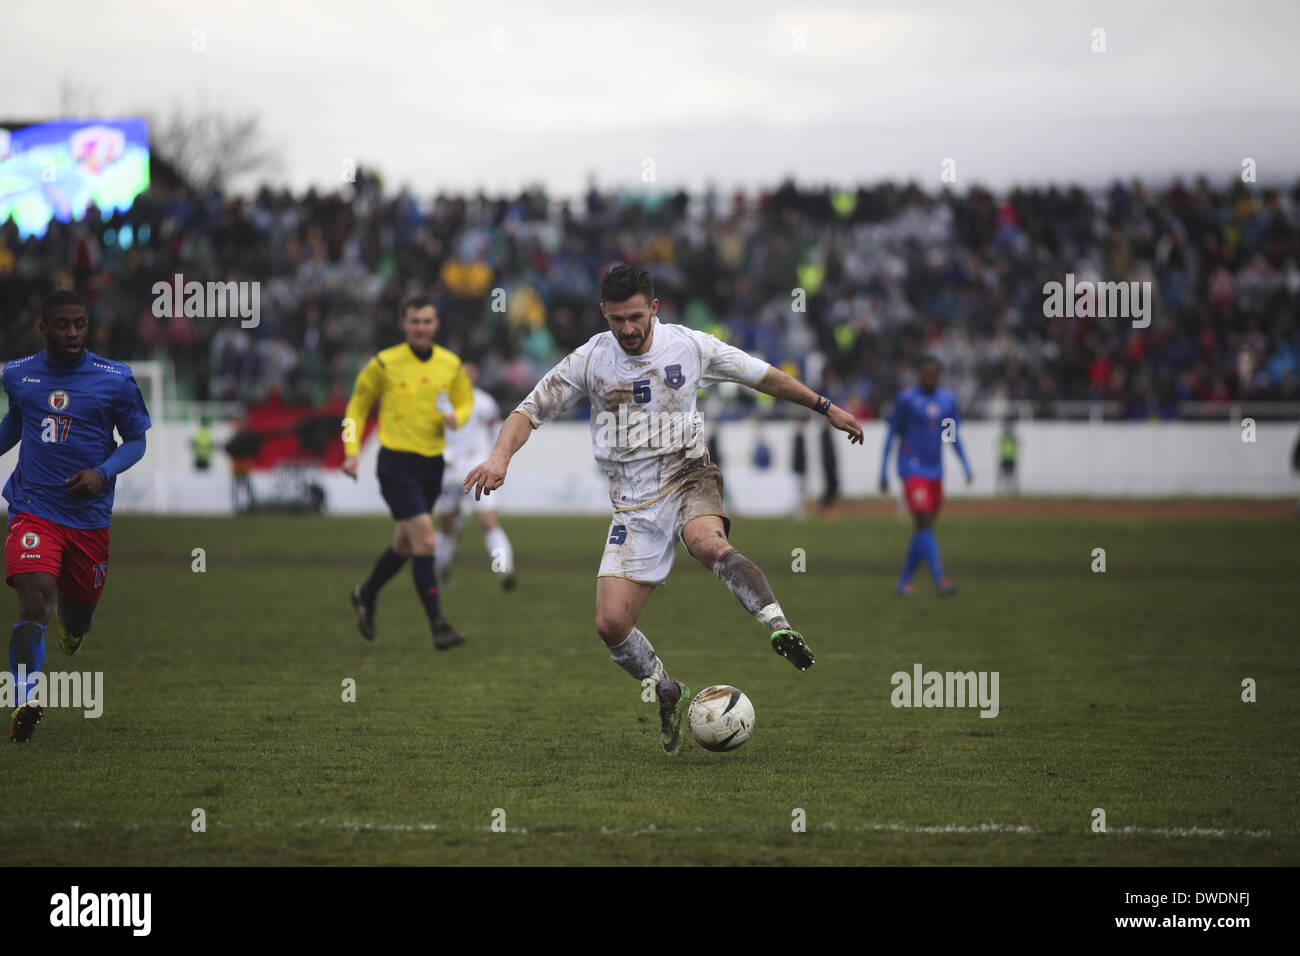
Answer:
[{"xmin": 343, "ymin": 343, "xmax": 473, "ymax": 457}]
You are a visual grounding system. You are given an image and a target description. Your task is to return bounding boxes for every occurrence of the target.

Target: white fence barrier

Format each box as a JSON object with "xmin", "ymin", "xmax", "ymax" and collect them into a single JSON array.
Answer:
[{"xmin": 0, "ymin": 419, "xmax": 1295, "ymax": 517}]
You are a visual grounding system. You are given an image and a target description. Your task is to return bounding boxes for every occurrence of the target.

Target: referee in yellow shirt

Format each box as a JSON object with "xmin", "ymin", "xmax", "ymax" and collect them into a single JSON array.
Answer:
[{"xmin": 343, "ymin": 295, "xmax": 473, "ymax": 650}]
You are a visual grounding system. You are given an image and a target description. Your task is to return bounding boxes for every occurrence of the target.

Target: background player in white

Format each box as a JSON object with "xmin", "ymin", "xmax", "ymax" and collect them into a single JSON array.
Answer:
[
  {"xmin": 464, "ymin": 265, "xmax": 863, "ymax": 756},
  {"xmin": 433, "ymin": 362, "xmax": 516, "ymax": 590}
]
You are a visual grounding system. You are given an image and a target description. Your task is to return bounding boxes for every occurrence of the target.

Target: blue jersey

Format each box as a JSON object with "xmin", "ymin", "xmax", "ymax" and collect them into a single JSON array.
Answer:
[
  {"xmin": 882, "ymin": 386, "xmax": 967, "ymax": 480},
  {"xmin": 2, "ymin": 350, "xmax": 152, "ymax": 530}
]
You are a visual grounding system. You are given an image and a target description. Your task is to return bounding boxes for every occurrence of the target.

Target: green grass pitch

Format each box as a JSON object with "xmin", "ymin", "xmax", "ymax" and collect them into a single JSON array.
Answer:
[{"xmin": 1, "ymin": 509, "xmax": 1296, "ymax": 865}]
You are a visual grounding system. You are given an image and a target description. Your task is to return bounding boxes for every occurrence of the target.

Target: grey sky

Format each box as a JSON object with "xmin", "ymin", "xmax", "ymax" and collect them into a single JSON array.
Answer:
[{"xmin": 4, "ymin": 0, "xmax": 1299, "ymax": 197}]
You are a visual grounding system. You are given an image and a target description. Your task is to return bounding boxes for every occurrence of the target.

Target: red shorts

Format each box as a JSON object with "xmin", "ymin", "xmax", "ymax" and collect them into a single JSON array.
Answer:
[
  {"xmin": 903, "ymin": 476, "xmax": 944, "ymax": 515},
  {"xmin": 4, "ymin": 513, "xmax": 110, "ymax": 604}
]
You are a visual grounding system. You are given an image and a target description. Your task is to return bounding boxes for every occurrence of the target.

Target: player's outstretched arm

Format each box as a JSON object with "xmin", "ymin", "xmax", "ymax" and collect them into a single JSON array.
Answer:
[
  {"xmin": 466, "ymin": 343, "xmax": 590, "ymax": 498},
  {"xmin": 464, "ymin": 410, "xmax": 533, "ymax": 500},
  {"xmin": 753, "ymin": 367, "xmax": 864, "ymax": 444}
]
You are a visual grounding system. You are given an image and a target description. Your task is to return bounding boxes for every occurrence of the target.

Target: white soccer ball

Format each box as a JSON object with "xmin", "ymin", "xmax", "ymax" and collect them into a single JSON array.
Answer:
[{"xmin": 688, "ymin": 685, "xmax": 755, "ymax": 752}]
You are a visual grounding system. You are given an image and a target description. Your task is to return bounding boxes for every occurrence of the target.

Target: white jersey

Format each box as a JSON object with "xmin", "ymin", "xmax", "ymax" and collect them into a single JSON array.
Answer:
[
  {"xmin": 444, "ymin": 386, "xmax": 500, "ymax": 470},
  {"xmin": 514, "ymin": 319, "xmax": 770, "ymax": 508}
]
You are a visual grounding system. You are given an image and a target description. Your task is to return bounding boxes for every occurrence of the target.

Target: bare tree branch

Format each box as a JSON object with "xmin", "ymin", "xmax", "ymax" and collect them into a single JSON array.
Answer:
[{"xmin": 142, "ymin": 102, "xmax": 282, "ymax": 193}]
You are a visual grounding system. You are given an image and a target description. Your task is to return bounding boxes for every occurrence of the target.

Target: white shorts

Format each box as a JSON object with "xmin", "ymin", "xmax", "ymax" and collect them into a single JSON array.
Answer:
[
  {"xmin": 597, "ymin": 460, "xmax": 728, "ymax": 587},
  {"xmin": 434, "ymin": 478, "xmax": 494, "ymax": 516}
]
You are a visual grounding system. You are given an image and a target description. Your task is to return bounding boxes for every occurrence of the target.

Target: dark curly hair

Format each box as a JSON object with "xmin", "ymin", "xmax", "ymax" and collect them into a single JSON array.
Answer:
[{"xmin": 599, "ymin": 264, "xmax": 654, "ymax": 305}]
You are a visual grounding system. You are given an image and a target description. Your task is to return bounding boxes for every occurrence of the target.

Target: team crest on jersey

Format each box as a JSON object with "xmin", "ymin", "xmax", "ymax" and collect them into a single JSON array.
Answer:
[
  {"xmin": 926, "ymin": 401, "xmax": 940, "ymax": 418},
  {"xmin": 48, "ymin": 390, "xmax": 70, "ymax": 412},
  {"xmin": 663, "ymin": 364, "xmax": 685, "ymax": 389},
  {"xmin": 20, "ymin": 532, "xmax": 39, "ymax": 549}
]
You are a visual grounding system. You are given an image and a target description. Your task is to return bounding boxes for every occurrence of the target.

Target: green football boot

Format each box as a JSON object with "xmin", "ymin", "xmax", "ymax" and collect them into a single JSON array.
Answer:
[
  {"xmin": 658, "ymin": 680, "xmax": 690, "ymax": 756},
  {"xmin": 771, "ymin": 629, "xmax": 815, "ymax": 671}
]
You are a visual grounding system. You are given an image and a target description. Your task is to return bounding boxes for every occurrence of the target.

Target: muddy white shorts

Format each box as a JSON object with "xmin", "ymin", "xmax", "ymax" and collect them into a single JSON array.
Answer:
[
  {"xmin": 597, "ymin": 460, "xmax": 729, "ymax": 586},
  {"xmin": 434, "ymin": 476, "xmax": 494, "ymax": 515}
]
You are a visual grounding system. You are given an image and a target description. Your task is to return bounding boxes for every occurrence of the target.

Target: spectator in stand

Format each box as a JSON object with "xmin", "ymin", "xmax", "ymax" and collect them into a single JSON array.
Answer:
[{"xmin": 2, "ymin": 172, "xmax": 1298, "ymax": 422}]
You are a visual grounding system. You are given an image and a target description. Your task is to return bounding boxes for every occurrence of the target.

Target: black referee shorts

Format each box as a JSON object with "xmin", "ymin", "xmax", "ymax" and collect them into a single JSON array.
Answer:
[{"xmin": 376, "ymin": 448, "xmax": 445, "ymax": 520}]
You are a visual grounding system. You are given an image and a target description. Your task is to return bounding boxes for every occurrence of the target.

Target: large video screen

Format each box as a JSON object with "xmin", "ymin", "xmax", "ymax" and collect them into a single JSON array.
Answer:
[{"xmin": 0, "ymin": 118, "xmax": 149, "ymax": 239}]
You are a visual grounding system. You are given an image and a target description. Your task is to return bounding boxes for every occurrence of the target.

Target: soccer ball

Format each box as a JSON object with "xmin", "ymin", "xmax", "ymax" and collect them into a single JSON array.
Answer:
[{"xmin": 688, "ymin": 685, "xmax": 755, "ymax": 752}]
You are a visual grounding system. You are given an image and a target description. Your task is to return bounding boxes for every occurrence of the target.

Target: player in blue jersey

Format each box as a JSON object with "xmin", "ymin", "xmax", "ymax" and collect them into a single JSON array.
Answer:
[
  {"xmin": 1, "ymin": 290, "xmax": 151, "ymax": 742},
  {"xmin": 879, "ymin": 356, "xmax": 972, "ymax": 596}
]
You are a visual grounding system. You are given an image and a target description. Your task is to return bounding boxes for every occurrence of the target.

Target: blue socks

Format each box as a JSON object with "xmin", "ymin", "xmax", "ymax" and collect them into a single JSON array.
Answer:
[
  {"xmin": 411, "ymin": 555, "xmax": 443, "ymax": 626},
  {"xmin": 9, "ymin": 621, "xmax": 46, "ymax": 705},
  {"xmin": 900, "ymin": 534, "xmax": 923, "ymax": 583},
  {"xmin": 917, "ymin": 529, "xmax": 944, "ymax": 580},
  {"xmin": 899, "ymin": 530, "xmax": 945, "ymax": 585}
]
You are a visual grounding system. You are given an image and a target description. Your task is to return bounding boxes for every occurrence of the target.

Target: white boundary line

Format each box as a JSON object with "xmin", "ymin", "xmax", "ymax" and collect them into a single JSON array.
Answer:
[{"xmin": 0, "ymin": 820, "xmax": 1276, "ymax": 838}]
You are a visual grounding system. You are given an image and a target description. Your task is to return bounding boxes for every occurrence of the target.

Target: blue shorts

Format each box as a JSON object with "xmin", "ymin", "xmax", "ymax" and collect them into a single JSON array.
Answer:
[{"xmin": 377, "ymin": 448, "xmax": 445, "ymax": 520}]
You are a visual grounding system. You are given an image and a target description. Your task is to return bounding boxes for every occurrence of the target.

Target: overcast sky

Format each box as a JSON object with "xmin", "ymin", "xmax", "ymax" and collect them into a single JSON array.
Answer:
[{"xmin": 4, "ymin": 0, "xmax": 1299, "ymax": 198}]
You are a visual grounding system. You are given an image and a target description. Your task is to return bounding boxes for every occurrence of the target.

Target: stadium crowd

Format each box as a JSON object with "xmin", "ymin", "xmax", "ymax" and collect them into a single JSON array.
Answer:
[{"xmin": 1, "ymin": 168, "xmax": 1297, "ymax": 420}]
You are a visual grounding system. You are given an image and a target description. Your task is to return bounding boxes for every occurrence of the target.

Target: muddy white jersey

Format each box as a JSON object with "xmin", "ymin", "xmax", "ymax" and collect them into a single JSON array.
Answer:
[
  {"xmin": 444, "ymin": 386, "xmax": 499, "ymax": 470},
  {"xmin": 514, "ymin": 319, "xmax": 770, "ymax": 508}
]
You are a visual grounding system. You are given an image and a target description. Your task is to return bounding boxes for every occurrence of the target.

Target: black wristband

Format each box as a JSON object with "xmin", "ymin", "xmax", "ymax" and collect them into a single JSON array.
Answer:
[{"xmin": 814, "ymin": 396, "xmax": 831, "ymax": 415}]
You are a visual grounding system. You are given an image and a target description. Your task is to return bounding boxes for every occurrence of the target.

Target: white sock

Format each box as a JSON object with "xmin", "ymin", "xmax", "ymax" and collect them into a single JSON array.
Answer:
[
  {"xmin": 485, "ymin": 526, "xmax": 514, "ymax": 575},
  {"xmin": 434, "ymin": 529, "xmax": 458, "ymax": 574}
]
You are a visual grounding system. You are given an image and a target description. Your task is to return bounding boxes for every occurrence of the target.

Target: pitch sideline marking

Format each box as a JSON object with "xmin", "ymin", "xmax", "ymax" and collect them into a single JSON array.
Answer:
[{"xmin": 0, "ymin": 820, "xmax": 1275, "ymax": 838}]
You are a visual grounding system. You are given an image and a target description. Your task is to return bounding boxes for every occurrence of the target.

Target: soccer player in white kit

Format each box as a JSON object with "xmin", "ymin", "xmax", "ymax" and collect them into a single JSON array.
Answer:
[
  {"xmin": 465, "ymin": 265, "xmax": 863, "ymax": 755},
  {"xmin": 433, "ymin": 362, "xmax": 516, "ymax": 590}
]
